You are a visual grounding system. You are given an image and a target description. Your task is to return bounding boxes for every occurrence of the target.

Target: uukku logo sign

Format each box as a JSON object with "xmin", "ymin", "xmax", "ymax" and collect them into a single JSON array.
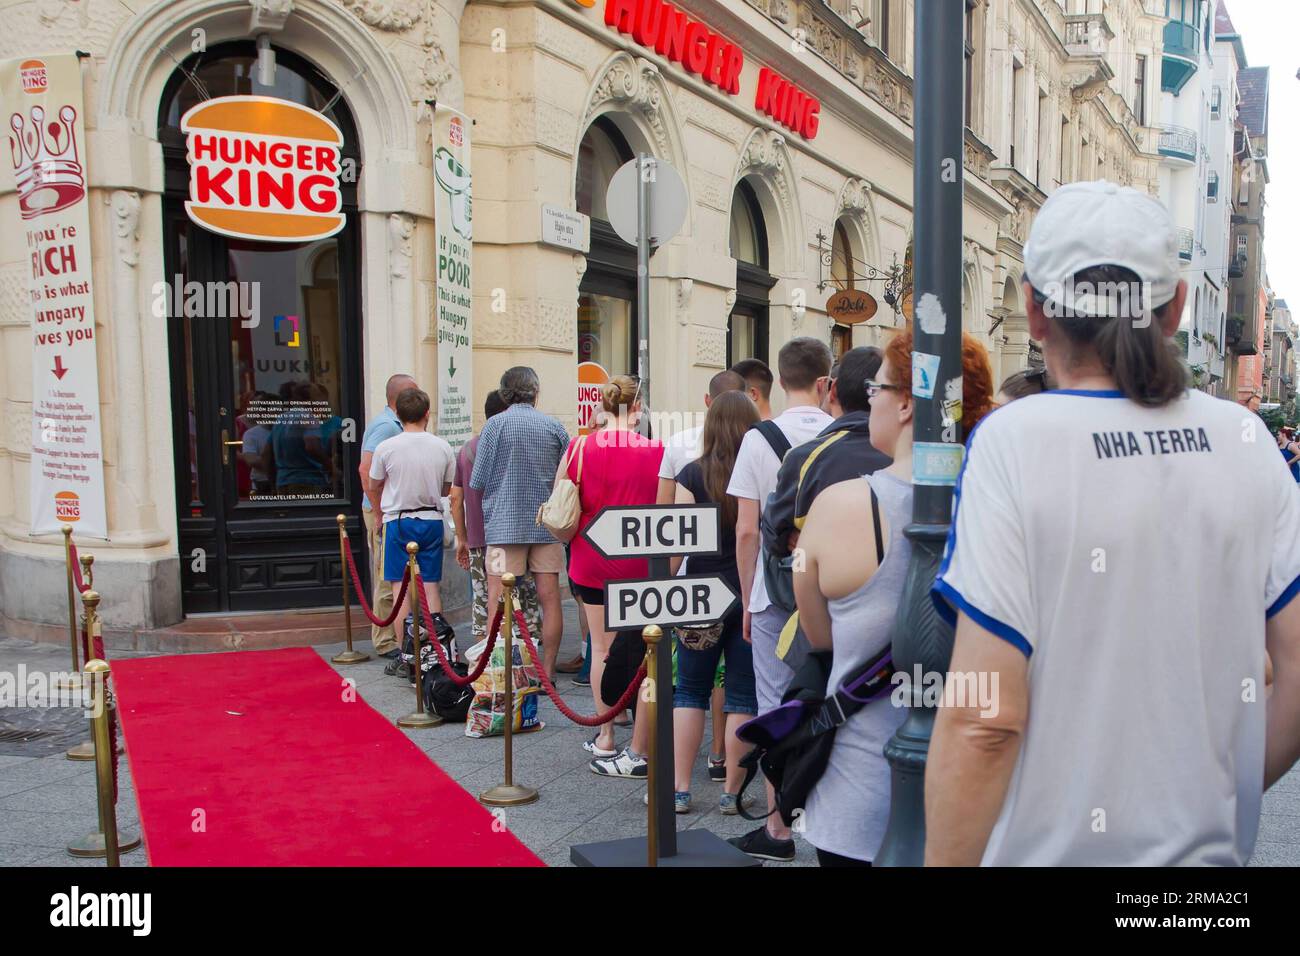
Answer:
[
  {"xmin": 3, "ymin": 53, "xmax": 107, "ymax": 537},
  {"xmin": 180, "ymin": 95, "xmax": 346, "ymax": 242}
]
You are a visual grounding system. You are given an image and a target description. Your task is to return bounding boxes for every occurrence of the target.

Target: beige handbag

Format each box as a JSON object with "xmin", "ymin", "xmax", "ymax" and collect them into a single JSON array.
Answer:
[{"xmin": 537, "ymin": 436, "xmax": 588, "ymax": 542}]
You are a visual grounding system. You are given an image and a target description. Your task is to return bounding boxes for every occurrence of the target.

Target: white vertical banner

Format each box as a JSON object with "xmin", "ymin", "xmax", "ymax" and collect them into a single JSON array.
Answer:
[
  {"xmin": 2, "ymin": 54, "xmax": 108, "ymax": 538},
  {"xmin": 432, "ymin": 105, "xmax": 473, "ymax": 451}
]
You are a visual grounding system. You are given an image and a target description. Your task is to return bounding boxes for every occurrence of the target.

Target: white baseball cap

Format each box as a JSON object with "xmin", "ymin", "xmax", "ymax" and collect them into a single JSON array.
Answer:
[{"xmin": 1024, "ymin": 180, "xmax": 1180, "ymax": 318}]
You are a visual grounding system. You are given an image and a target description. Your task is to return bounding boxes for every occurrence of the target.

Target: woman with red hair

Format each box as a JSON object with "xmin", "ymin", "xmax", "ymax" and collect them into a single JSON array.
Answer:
[{"xmin": 791, "ymin": 330, "xmax": 993, "ymax": 866}]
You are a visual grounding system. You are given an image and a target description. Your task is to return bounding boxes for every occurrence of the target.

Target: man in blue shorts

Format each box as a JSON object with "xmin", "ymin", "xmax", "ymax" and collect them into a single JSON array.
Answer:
[{"xmin": 369, "ymin": 387, "xmax": 457, "ymax": 647}]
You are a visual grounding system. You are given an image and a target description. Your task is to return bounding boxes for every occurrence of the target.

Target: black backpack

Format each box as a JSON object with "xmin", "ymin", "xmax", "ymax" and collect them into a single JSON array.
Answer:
[{"xmin": 425, "ymin": 660, "xmax": 473, "ymax": 721}]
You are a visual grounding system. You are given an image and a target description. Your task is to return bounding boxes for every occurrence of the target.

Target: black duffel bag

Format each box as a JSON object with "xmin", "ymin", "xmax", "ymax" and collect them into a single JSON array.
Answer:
[{"xmin": 425, "ymin": 660, "xmax": 473, "ymax": 722}]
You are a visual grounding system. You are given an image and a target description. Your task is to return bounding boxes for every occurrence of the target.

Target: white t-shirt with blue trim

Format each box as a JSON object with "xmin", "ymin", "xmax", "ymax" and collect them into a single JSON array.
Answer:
[{"xmin": 932, "ymin": 387, "xmax": 1300, "ymax": 866}]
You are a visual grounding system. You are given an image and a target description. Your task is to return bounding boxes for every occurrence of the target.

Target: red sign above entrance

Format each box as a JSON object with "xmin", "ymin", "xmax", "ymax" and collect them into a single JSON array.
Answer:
[{"xmin": 601, "ymin": 0, "xmax": 821, "ymax": 140}]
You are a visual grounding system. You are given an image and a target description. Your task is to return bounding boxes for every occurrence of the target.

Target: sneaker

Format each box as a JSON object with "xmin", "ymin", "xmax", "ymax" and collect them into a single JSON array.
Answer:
[
  {"xmin": 728, "ymin": 825, "xmax": 795, "ymax": 862},
  {"xmin": 719, "ymin": 792, "xmax": 753, "ymax": 816},
  {"xmin": 641, "ymin": 790, "xmax": 691, "ymax": 813},
  {"xmin": 589, "ymin": 748, "xmax": 647, "ymax": 778},
  {"xmin": 384, "ymin": 659, "xmax": 411, "ymax": 679},
  {"xmin": 571, "ymin": 674, "xmax": 591, "ymax": 687},
  {"xmin": 582, "ymin": 735, "xmax": 617, "ymax": 759},
  {"xmin": 708, "ymin": 755, "xmax": 726, "ymax": 782}
]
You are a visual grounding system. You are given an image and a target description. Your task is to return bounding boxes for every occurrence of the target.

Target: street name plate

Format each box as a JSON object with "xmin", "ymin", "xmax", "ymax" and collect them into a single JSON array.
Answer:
[{"xmin": 582, "ymin": 504, "xmax": 721, "ymax": 560}]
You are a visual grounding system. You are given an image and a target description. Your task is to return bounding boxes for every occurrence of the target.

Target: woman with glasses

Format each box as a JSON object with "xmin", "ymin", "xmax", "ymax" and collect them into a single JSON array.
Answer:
[{"xmin": 792, "ymin": 330, "xmax": 994, "ymax": 866}]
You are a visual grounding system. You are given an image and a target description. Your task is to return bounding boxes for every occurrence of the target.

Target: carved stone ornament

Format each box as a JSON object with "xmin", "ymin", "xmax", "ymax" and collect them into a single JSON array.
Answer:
[
  {"xmin": 724, "ymin": 289, "xmax": 737, "ymax": 310},
  {"xmin": 249, "ymin": 0, "xmax": 294, "ymax": 32},
  {"xmin": 388, "ymin": 213, "xmax": 414, "ymax": 278},
  {"xmin": 963, "ymin": 239, "xmax": 980, "ymax": 269},
  {"xmin": 421, "ymin": 33, "xmax": 453, "ymax": 99},
  {"xmin": 574, "ymin": 254, "xmax": 588, "ymax": 279},
  {"xmin": 840, "ymin": 177, "xmax": 872, "ymax": 214},
  {"xmin": 110, "ymin": 190, "xmax": 141, "ymax": 268},
  {"xmin": 771, "ymin": 0, "xmax": 792, "ymax": 25},
  {"xmin": 586, "ymin": 53, "xmax": 674, "ymax": 160},
  {"xmin": 336, "ymin": 0, "xmax": 421, "ymax": 31},
  {"xmin": 676, "ymin": 278, "xmax": 693, "ymax": 326},
  {"xmin": 741, "ymin": 129, "xmax": 786, "ymax": 176}
]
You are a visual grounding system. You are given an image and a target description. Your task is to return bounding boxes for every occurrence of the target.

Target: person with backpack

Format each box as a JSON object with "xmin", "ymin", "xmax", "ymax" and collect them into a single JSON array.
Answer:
[
  {"xmin": 667, "ymin": 391, "xmax": 760, "ymax": 815},
  {"xmin": 792, "ymin": 331, "xmax": 994, "ymax": 866},
  {"xmin": 926, "ymin": 181, "xmax": 1300, "ymax": 865},
  {"xmin": 725, "ymin": 337, "xmax": 833, "ymax": 861},
  {"xmin": 760, "ymin": 347, "xmax": 893, "ymax": 671}
]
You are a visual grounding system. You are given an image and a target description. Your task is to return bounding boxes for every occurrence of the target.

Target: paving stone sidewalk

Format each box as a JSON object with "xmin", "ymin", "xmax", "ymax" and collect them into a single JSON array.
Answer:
[{"xmin": 1, "ymin": 602, "xmax": 1298, "ymax": 867}]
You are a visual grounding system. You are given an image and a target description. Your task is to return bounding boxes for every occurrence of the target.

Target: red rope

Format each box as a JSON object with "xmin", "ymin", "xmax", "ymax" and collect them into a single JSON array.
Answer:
[
  {"xmin": 109, "ymin": 693, "xmax": 119, "ymax": 805},
  {"xmin": 68, "ymin": 542, "xmax": 89, "ymax": 593},
  {"xmin": 343, "ymin": 541, "xmax": 411, "ymax": 628},
  {"xmin": 513, "ymin": 609, "xmax": 646, "ymax": 727},
  {"xmin": 414, "ymin": 573, "xmax": 501, "ymax": 686}
]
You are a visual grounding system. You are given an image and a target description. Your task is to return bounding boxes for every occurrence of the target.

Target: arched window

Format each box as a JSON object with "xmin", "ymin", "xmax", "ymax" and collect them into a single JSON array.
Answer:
[
  {"xmin": 728, "ymin": 180, "xmax": 774, "ymax": 366},
  {"xmin": 575, "ymin": 117, "xmax": 637, "ymax": 384},
  {"xmin": 829, "ymin": 220, "xmax": 857, "ymax": 360}
]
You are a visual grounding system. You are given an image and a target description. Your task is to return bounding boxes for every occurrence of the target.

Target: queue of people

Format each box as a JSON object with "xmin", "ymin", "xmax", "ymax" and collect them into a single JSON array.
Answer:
[{"xmin": 353, "ymin": 180, "xmax": 1300, "ymax": 867}]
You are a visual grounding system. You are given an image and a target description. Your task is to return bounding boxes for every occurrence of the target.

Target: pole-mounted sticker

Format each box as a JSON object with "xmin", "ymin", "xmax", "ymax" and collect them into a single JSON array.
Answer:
[
  {"xmin": 912, "ymin": 352, "xmax": 941, "ymax": 399},
  {"xmin": 913, "ymin": 441, "xmax": 964, "ymax": 487}
]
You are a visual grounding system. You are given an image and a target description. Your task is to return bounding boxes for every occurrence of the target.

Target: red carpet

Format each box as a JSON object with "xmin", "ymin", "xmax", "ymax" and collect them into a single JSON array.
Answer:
[{"xmin": 111, "ymin": 648, "xmax": 542, "ymax": 867}]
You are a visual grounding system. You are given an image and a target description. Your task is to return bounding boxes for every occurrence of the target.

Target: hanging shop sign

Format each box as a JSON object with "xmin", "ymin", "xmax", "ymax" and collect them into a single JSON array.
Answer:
[
  {"xmin": 433, "ymin": 105, "xmax": 475, "ymax": 452},
  {"xmin": 601, "ymin": 0, "xmax": 821, "ymax": 140},
  {"xmin": 3, "ymin": 53, "xmax": 108, "ymax": 537},
  {"xmin": 180, "ymin": 95, "xmax": 346, "ymax": 242},
  {"xmin": 577, "ymin": 361, "xmax": 610, "ymax": 436},
  {"xmin": 826, "ymin": 289, "xmax": 878, "ymax": 325}
]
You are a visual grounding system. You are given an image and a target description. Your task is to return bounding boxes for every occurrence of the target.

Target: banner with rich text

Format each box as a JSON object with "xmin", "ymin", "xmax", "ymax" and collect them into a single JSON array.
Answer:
[{"xmin": 3, "ymin": 54, "xmax": 108, "ymax": 538}]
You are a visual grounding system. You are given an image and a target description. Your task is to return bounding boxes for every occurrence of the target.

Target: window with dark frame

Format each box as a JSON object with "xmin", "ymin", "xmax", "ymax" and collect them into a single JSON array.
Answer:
[
  {"xmin": 964, "ymin": 0, "xmax": 977, "ymax": 129},
  {"xmin": 1134, "ymin": 55, "xmax": 1146, "ymax": 126}
]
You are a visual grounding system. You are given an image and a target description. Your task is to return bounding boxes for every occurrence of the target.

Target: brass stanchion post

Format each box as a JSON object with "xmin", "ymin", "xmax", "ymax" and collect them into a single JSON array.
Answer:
[
  {"xmin": 67, "ymin": 592, "xmax": 141, "ymax": 859},
  {"xmin": 397, "ymin": 541, "xmax": 442, "ymax": 728},
  {"xmin": 59, "ymin": 527, "xmax": 81, "ymax": 693},
  {"xmin": 480, "ymin": 573, "xmax": 538, "ymax": 806},
  {"xmin": 66, "ymin": 552, "xmax": 96, "ymax": 760},
  {"xmin": 332, "ymin": 514, "xmax": 369, "ymax": 664},
  {"xmin": 642, "ymin": 625, "xmax": 662, "ymax": 866}
]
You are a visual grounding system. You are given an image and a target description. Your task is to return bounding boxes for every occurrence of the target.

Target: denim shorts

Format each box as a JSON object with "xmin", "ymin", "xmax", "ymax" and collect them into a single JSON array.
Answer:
[{"xmin": 672, "ymin": 610, "xmax": 755, "ymax": 715}]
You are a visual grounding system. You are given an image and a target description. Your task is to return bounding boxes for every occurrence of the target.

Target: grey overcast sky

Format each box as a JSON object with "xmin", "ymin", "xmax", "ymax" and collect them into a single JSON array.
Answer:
[{"xmin": 1220, "ymin": 0, "xmax": 1297, "ymax": 306}]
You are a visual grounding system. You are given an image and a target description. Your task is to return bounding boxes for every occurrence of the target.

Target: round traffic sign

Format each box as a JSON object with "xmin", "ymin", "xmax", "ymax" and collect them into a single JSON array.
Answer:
[{"xmin": 606, "ymin": 157, "xmax": 688, "ymax": 248}]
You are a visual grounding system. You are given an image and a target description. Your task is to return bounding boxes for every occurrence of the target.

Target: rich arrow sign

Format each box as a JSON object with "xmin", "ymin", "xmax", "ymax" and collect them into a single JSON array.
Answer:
[
  {"xmin": 582, "ymin": 503, "xmax": 721, "ymax": 560},
  {"xmin": 603, "ymin": 574, "xmax": 738, "ymax": 632},
  {"xmin": 52, "ymin": 355, "xmax": 69, "ymax": 380}
]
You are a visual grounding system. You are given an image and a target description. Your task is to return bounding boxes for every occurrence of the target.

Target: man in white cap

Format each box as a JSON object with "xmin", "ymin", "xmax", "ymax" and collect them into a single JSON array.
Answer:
[{"xmin": 925, "ymin": 181, "xmax": 1300, "ymax": 865}]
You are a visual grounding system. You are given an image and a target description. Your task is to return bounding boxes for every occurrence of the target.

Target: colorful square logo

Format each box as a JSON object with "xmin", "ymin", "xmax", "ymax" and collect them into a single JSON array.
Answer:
[{"xmin": 274, "ymin": 314, "xmax": 300, "ymax": 347}]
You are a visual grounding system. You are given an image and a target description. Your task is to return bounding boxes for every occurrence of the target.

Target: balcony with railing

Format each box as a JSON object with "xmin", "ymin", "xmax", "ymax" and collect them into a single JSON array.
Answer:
[
  {"xmin": 1162, "ymin": 20, "xmax": 1199, "ymax": 94},
  {"xmin": 1177, "ymin": 227, "xmax": 1194, "ymax": 262},
  {"xmin": 1158, "ymin": 125, "xmax": 1197, "ymax": 165},
  {"xmin": 1229, "ymin": 255, "xmax": 1245, "ymax": 278}
]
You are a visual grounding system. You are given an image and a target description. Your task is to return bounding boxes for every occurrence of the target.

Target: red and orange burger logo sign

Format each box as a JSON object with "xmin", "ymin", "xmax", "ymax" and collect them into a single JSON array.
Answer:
[
  {"xmin": 54, "ymin": 490, "xmax": 80, "ymax": 522},
  {"xmin": 180, "ymin": 95, "xmax": 345, "ymax": 243},
  {"xmin": 19, "ymin": 59, "xmax": 48, "ymax": 93}
]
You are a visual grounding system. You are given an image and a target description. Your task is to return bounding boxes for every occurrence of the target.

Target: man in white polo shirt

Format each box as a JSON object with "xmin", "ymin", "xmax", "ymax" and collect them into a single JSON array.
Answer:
[
  {"xmin": 725, "ymin": 337, "xmax": 833, "ymax": 862},
  {"xmin": 926, "ymin": 181, "xmax": 1300, "ymax": 865}
]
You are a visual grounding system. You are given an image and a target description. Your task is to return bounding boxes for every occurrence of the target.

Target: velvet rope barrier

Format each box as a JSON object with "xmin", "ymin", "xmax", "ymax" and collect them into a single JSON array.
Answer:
[
  {"xmin": 68, "ymin": 542, "xmax": 89, "ymax": 593},
  {"xmin": 342, "ymin": 542, "xmax": 412, "ymax": 628},
  {"xmin": 512, "ymin": 609, "xmax": 647, "ymax": 728},
  {"xmin": 414, "ymin": 573, "xmax": 501, "ymax": 687}
]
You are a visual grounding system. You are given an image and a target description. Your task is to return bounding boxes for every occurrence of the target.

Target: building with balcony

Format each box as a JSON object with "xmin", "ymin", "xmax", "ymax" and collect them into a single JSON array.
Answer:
[
  {"xmin": 1226, "ymin": 60, "xmax": 1269, "ymax": 397},
  {"xmin": 1266, "ymin": 298, "xmax": 1297, "ymax": 405},
  {"xmin": 1157, "ymin": 0, "xmax": 1227, "ymax": 393}
]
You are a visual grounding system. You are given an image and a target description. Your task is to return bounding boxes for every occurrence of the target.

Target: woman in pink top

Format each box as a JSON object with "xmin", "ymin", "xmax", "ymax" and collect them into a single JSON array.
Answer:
[{"xmin": 555, "ymin": 375, "xmax": 664, "ymax": 775}]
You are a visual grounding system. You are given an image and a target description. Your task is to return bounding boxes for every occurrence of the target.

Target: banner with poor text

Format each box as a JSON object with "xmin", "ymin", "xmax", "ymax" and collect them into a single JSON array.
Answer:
[
  {"xmin": 433, "ymin": 104, "xmax": 473, "ymax": 451},
  {"xmin": 3, "ymin": 53, "xmax": 108, "ymax": 538}
]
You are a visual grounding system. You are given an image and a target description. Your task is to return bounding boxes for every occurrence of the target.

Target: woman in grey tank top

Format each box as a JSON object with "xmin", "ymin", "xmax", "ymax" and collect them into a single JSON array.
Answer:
[{"xmin": 792, "ymin": 344, "xmax": 916, "ymax": 865}]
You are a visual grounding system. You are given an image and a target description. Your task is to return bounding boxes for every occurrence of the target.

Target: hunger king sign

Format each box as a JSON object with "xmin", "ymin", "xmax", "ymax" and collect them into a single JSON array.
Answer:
[{"xmin": 180, "ymin": 96, "xmax": 346, "ymax": 242}]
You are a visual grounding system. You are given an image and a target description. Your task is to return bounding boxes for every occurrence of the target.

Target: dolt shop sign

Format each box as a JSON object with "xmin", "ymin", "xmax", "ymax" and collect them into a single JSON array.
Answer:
[{"xmin": 600, "ymin": 0, "xmax": 821, "ymax": 140}]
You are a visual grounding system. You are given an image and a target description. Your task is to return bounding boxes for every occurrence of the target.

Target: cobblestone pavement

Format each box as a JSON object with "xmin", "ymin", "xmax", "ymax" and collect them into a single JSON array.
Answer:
[{"xmin": 2, "ymin": 603, "xmax": 1298, "ymax": 867}]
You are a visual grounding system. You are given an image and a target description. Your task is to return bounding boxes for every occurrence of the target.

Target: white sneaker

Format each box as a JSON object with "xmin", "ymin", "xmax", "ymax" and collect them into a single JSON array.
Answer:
[
  {"xmin": 589, "ymin": 748, "xmax": 648, "ymax": 778},
  {"xmin": 582, "ymin": 735, "xmax": 617, "ymax": 759}
]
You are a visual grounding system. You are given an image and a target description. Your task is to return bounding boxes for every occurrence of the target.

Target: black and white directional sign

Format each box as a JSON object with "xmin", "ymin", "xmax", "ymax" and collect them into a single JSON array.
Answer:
[
  {"xmin": 603, "ymin": 574, "xmax": 738, "ymax": 632},
  {"xmin": 582, "ymin": 504, "xmax": 721, "ymax": 560}
]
